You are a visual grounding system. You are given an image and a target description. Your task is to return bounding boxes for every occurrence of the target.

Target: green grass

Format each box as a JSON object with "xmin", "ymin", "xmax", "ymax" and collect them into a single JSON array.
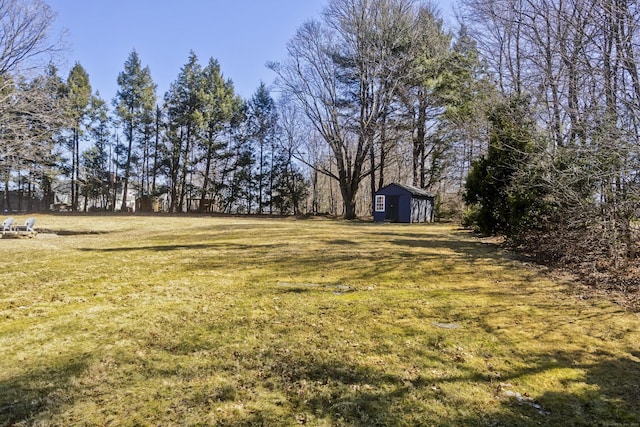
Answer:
[{"xmin": 1, "ymin": 215, "xmax": 639, "ymax": 426}]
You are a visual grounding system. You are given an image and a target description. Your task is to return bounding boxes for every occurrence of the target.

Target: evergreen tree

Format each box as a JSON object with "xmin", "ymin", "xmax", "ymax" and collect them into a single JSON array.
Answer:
[
  {"xmin": 151, "ymin": 105, "xmax": 164, "ymax": 196},
  {"xmin": 439, "ymin": 24, "xmax": 495, "ymax": 191},
  {"xmin": 82, "ymin": 92, "xmax": 112, "ymax": 210},
  {"xmin": 80, "ymin": 145, "xmax": 104, "ymax": 211},
  {"xmin": 247, "ymin": 83, "xmax": 278, "ymax": 214},
  {"xmin": 463, "ymin": 97, "xmax": 540, "ymax": 236},
  {"xmin": 164, "ymin": 51, "xmax": 203, "ymax": 212},
  {"xmin": 197, "ymin": 57, "xmax": 243, "ymax": 212},
  {"xmin": 138, "ymin": 98, "xmax": 157, "ymax": 197},
  {"xmin": 114, "ymin": 50, "xmax": 157, "ymax": 211},
  {"xmin": 40, "ymin": 63, "xmax": 68, "ymax": 211},
  {"xmin": 271, "ymin": 148, "xmax": 308, "ymax": 215},
  {"xmin": 393, "ymin": 5, "xmax": 451, "ymax": 193},
  {"xmin": 229, "ymin": 140, "xmax": 255, "ymax": 214},
  {"xmin": 66, "ymin": 62, "xmax": 92, "ymax": 211}
]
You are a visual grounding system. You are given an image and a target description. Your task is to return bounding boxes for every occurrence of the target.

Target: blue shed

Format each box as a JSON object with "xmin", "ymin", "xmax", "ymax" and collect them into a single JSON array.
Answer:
[{"xmin": 373, "ymin": 183, "xmax": 435, "ymax": 223}]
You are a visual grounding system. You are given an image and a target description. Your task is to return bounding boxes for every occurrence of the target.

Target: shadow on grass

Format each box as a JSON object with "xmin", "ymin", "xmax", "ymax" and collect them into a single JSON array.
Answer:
[
  {"xmin": 567, "ymin": 354, "xmax": 640, "ymax": 424},
  {"xmin": 0, "ymin": 354, "xmax": 90, "ymax": 425},
  {"xmin": 326, "ymin": 239, "xmax": 359, "ymax": 246},
  {"xmin": 389, "ymin": 235, "xmax": 508, "ymax": 261},
  {"xmin": 4, "ymin": 345, "xmax": 636, "ymax": 425},
  {"xmin": 79, "ymin": 243, "xmax": 228, "ymax": 252},
  {"xmin": 77, "ymin": 242, "xmax": 283, "ymax": 252},
  {"xmin": 235, "ymin": 343, "xmax": 639, "ymax": 426},
  {"xmin": 75, "ymin": 224, "xmax": 505, "ymax": 287},
  {"xmin": 54, "ymin": 230, "xmax": 111, "ymax": 236},
  {"xmin": 257, "ymin": 350, "xmax": 418, "ymax": 426},
  {"xmin": 482, "ymin": 350, "xmax": 640, "ymax": 427},
  {"xmin": 258, "ymin": 346, "xmax": 640, "ymax": 426}
]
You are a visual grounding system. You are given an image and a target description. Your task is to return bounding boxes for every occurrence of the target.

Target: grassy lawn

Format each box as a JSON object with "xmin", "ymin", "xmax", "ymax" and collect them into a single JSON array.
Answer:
[{"xmin": 1, "ymin": 215, "xmax": 638, "ymax": 426}]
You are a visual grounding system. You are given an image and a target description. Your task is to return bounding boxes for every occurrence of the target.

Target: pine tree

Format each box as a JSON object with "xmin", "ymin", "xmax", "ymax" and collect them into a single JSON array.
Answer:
[
  {"xmin": 439, "ymin": 24, "xmax": 495, "ymax": 191},
  {"xmin": 83, "ymin": 92, "xmax": 112, "ymax": 210},
  {"xmin": 198, "ymin": 57, "xmax": 243, "ymax": 212},
  {"xmin": 66, "ymin": 62, "xmax": 92, "ymax": 211},
  {"xmin": 114, "ymin": 50, "xmax": 157, "ymax": 211},
  {"xmin": 393, "ymin": 5, "xmax": 452, "ymax": 192},
  {"xmin": 164, "ymin": 51, "xmax": 203, "ymax": 212},
  {"xmin": 226, "ymin": 136, "xmax": 255, "ymax": 214},
  {"xmin": 463, "ymin": 97, "xmax": 538, "ymax": 236},
  {"xmin": 40, "ymin": 63, "xmax": 68, "ymax": 211},
  {"xmin": 247, "ymin": 83, "xmax": 278, "ymax": 214},
  {"xmin": 271, "ymin": 148, "xmax": 308, "ymax": 215}
]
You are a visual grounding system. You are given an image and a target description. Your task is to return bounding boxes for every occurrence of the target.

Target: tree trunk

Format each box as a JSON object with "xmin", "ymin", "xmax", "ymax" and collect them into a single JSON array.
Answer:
[
  {"xmin": 3, "ymin": 173, "xmax": 10, "ymax": 212},
  {"xmin": 413, "ymin": 96, "xmax": 426, "ymax": 187},
  {"xmin": 199, "ymin": 141, "xmax": 214, "ymax": 213},
  {"xmin": 75, "ymin": 130, "xmax": 80, "ymax": 210},
  {"xmin": 71, "ymin": 128, "xmax": 77, "ymax": 211},
  {"xmin": 377, "ymin": 110, "xmax": 388, "ymax": 191},
  {"xmin": 342, "ymin": 190, "xmax": 357, "ymax": 219},
  {"xmin": 178, "ymin": 126, "xmax": 192, "ymax": 212},
  {"xmin": 152, "ymin": 106, "xmax": 160, "ymax": 195},
  {"xmin": 369, "ymin": 143, "xmax": 376, "ymax": 216},
  {"xmin": 120, "ymin": 121, "xmax": 134, "ymax": 212}
]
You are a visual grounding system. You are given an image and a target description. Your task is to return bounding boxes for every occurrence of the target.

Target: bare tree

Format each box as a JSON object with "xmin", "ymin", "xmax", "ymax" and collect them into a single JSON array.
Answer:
[
  {"xmin": 0, "ymin": 0, "xmax": 62, "ymax": 77},
  {"xmin": 271, "ymin": 19, "xmax": 353, "ymax": 217},
  {"xmin": 396, "ymin": 4, "xmax": 451, "ymax": 190},
  {"xmin": 0, "ymin": 0, "xmax": 65, "ymax": 211},
  {"xmin": 460, "ymin": 0, "xmax": 640, "ymax": 277},
  {"xmin": 0, "ymin": 70, "xmax": 67, "ymax": 211},
  {"xmin": 271, "ymin": 0, "xmax": 416, "ymax": 219}
]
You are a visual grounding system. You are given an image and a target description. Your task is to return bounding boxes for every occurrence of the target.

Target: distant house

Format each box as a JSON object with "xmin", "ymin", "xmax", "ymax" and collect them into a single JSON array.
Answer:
[{"xmin": 373, "ymin": 183, "xmax": 435, "ymax": 223}]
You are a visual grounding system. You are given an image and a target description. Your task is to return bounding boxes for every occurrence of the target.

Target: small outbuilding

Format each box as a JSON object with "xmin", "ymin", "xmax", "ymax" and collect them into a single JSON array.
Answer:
[{"xmin": 373, "ymin": 183, "xmax": 435, "ymax": 223}]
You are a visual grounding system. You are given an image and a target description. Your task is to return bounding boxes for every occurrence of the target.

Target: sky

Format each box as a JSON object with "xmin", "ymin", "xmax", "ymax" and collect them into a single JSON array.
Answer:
[{"xmin": 47, "ymin": 0, "xmax": 456, "ymax": 103}]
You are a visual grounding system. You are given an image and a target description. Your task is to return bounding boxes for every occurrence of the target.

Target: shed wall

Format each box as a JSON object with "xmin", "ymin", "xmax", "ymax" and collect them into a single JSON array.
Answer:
[
  {"xmin": 410, "ymin": 197, "xmax": 434, "ymax": 223},
  {"xmin": 373, "ymin": 183, "xmax": 435, "ymax": 223},
  {"xmin": 398, "ymin": 194, "xmax": 411, "ymax": 223}
]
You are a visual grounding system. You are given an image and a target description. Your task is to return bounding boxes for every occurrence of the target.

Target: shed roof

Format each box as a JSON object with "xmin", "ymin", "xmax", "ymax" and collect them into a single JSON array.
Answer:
[{"xmin": 379, "ymin": 183, "xmax": 433, "ymax": 198}]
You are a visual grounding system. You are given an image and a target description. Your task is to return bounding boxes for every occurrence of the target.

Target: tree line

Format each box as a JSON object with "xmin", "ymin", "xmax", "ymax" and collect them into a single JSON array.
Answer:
[
  {"xmin": 460, "ymin": 0, "xmax": 640, "ymax": 283},
  {"xmin": 1, "ymin": 0, "xmax": 490, "ymax": 220},
  {"xmin": 270, "ymin": 0, "xmax": 490, "ymax": 219},
  {"xmin": 2, "ymin": 46, "xmax": 309, "ymax": 215}
]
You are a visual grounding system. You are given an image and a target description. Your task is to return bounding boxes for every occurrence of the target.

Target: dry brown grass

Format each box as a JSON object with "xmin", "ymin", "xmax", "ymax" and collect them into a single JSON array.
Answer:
[{"xmin": 0, "ymin": 214, "xmax": 638, "ymax": 426}]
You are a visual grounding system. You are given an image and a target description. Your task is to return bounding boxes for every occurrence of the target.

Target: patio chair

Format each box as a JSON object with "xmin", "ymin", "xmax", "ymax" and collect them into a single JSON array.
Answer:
[
  {"xmin": 1, "ymin": 217, "xmax": 14, "ymax": 234},
  {"xmin": 15, "ymin": 217, "xmax": 35, "ymax": 232}
]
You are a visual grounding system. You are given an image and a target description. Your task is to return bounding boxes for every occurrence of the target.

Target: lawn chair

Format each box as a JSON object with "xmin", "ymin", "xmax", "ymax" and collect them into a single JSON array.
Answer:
[
  {"xmin": 15, "ymin": 217, "xmax": 35, "ymax": 232},
  {"xmin": 1, "ymin": 217, "xmax": 14, "ymax": 234}
]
